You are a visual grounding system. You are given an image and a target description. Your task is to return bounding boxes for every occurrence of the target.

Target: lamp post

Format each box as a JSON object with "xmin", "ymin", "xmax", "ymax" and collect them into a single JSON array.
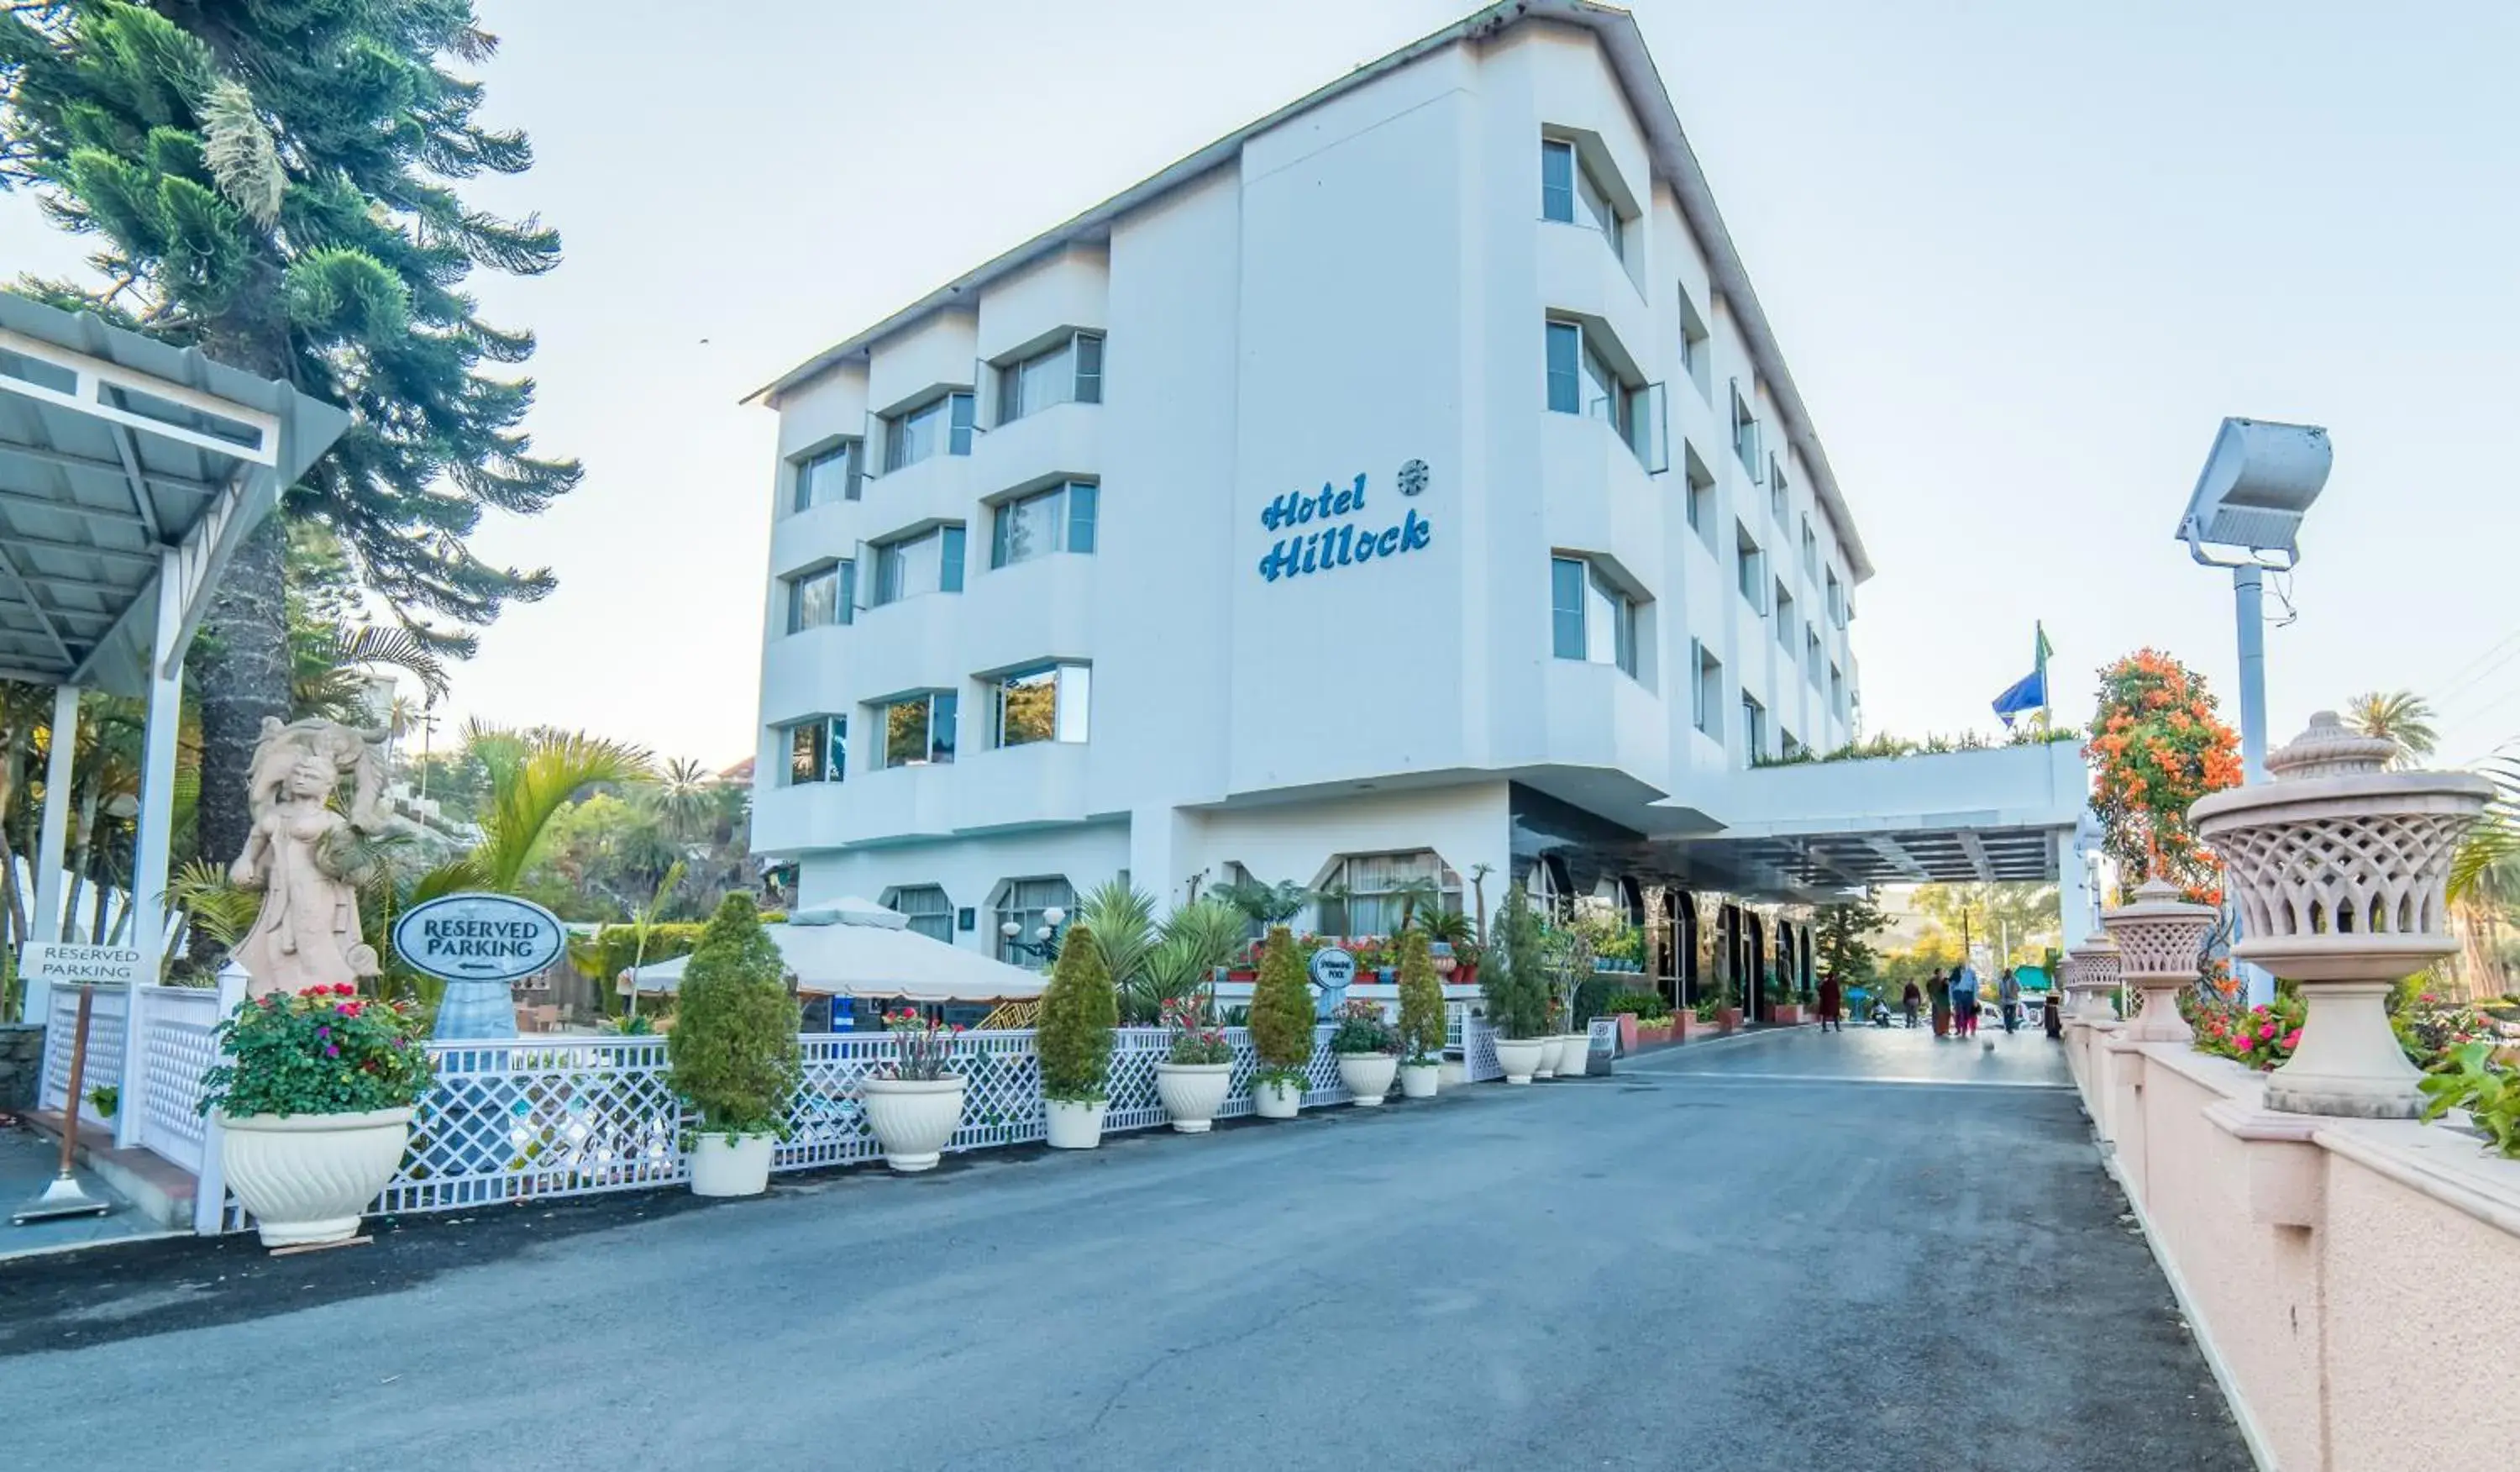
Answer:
[
  {"xmin": 2176, "ymin": 416, "xmax": 2333, "ymax": 1007},
  {"xmin": 999, "ymin": 906, "xmax": 1068, "ymax": 965},
  {"xmin": 2191, "ymin": 712, "xmax": 2492, "ymax": 1117},
  {"xmin": 2100, "ymin": 879, "xmax": 2218, "ymax": 1044}
]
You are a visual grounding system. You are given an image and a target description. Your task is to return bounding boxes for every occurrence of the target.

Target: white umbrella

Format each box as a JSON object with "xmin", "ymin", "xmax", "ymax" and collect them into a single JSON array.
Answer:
[{"xmin": 626, "ymin": 898, "xmax": 1045, "ymax": 1003}]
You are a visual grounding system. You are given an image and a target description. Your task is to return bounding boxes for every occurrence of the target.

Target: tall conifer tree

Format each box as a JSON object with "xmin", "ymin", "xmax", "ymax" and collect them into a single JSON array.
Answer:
[{"xmin": 0, "ymin": 2, "xmax": 575, "ymax": 885}]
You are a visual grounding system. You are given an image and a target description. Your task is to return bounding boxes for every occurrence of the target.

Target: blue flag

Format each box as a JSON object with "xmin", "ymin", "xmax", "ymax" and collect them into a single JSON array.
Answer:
[{"xmin": 1992, "ymin": 623, "xmax": 2054, "ymax": 728}]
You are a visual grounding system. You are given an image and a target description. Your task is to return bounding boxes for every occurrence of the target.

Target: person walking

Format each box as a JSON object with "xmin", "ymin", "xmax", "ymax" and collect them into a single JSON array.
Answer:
[
  {"xmin": 1951, "ymin": 964, "xmax": 1981, "ymax": 1040},
  {"xmin": 1929, "ymin": 971, "xmax": 1952, "ymax": 1038},
  {"xmin": 1817, "ymin": 972, "xmax": 1843, "ymax": 1033},
  {"xmin": 1901, "ymin": 979, "xmax": 1923, "ymax": 1029},
  {"xmin": 1998, "ymin": 967, "xmax": 2023, "ymax": 1035}
]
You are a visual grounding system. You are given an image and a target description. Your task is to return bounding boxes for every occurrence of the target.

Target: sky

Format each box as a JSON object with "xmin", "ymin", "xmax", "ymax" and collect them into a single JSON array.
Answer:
[{"xmin": 4, "ymin": 0, "xmax": 2516, "ymax": 771}]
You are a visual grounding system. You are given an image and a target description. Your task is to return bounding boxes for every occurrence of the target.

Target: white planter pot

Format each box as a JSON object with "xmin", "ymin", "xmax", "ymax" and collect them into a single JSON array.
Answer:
[
  {"xmin": 690, "ymin": 1130, "xmax": 775, "ymax": 1197},
  {"xmin": 1336, "ymin": 1053, "xmax": 1399, "ymax": 1106},
  {"xmin": 1253, "ymin": 1075, "xmax": 1304, "ymax": 1119},
  {"xmin": 1399, "ymin": 1061, "xmax": 1441, "ymax": 1098},
  {"xmin": 1155, "ymin": 1061, "xmax": 1232, "ymax": 1133},
  {"xmin": 1494, "ymin": 1037, "xmax": 1546, "ymax": 1085},
  {"xmin": 217, "ymin": 1106, "xmax": 412, "ymax": 1249},
  {"xmin": 861, "ymin": 1076, "xmax": 966, "ymax": 1171},
  {"xmin": 1045, "ymin": 1096, "xmax": 1108, "ymax": 1149},
  {"xmin": 1558, "ymin": 1034, "xmax": 1591, "ymax": 1078},
  {"xmin": 1534, "ymin": 1035, "xmax": 1562, "ymax": 1079}
]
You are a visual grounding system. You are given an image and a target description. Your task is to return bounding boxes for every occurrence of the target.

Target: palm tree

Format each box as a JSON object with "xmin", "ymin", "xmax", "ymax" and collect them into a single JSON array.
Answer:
[
  {"xmin": 650, "ymin": 757, "xmax": 720, "ymax": 844},
  {"xmin": 2346, "ymin": 691, "xmax": 2439, "ymax": 767}
]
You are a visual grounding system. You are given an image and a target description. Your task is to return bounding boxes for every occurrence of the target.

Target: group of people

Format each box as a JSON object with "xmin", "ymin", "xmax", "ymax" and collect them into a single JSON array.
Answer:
[{"xmin": 1895, "ymin": 964, "xmax": 2040, "ymax": 1038}]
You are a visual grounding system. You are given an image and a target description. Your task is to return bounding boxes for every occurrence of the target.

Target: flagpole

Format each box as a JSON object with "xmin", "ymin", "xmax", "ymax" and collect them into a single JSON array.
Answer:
[{"xmin": 2037, "ymin": 621, "xmax": 2051, "ymax": 733}]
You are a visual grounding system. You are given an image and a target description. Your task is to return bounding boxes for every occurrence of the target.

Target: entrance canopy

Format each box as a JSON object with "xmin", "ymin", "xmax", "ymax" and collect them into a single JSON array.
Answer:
[
  {"xmin": 0, "ymin": 294, "xmax": 349, "ymax": 696},
  {"xmin": 629, "ymin": 899, "xmax": 1048, "ymax": 1003}
]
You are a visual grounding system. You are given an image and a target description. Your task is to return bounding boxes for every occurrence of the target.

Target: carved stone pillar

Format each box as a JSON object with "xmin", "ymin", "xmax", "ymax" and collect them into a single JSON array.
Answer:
[{"xmin": 2101, "ymin": 879, "xmax": 2217, "ymax": 1044}]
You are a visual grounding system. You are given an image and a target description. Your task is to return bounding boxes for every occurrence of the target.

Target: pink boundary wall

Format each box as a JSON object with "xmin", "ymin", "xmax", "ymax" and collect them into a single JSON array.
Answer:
[{"xmin": 2063, "ymin": 1017, "xmax": 2520, "ymax": 1469}]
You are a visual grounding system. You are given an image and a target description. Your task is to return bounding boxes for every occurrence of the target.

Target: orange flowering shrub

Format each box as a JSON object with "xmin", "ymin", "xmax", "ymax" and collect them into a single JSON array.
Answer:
[{"xmin": 2086, "ymin": 649, "xmax": 2242, "ymax": 901}]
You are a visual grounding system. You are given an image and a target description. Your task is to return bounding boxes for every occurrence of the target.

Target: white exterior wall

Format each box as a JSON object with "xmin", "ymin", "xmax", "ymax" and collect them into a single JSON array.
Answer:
[{"xmin": 749, "ymin": 18, "xmax": 1870, "ymax": 951}]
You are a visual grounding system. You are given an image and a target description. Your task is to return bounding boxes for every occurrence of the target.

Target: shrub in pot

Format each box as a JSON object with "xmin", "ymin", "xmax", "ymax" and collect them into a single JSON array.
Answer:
[
  {"xmin": 1395, "ymin": 928, "xmax": 1446, "ymax": 1097},
  {"xmin": 666, "ymin": 895, "xmax": 802, "ymax": 1197},
  {"xmin": 199, "ymin": 982, "xmax": 434, "ymax": 1247},
  {"xmin": 1329, "ymin": 997, "xmax": 1399, "ymax": 1106},
  {"xmin": 864, "ymin": 1009, "xmax": 967, "ymax": 1171},
  {"xmin": 1483, "ymin": 887, "xmax": 1553, "ymax": 1084},
  {"xmin": 1037, "ymin": 920, "xmax": 1118, "ymax": 1149},
  {"xmin": 1156, "ymin": 993, "xmax": 1235, "ymax": 1132},
  {"xmin": 1248, "ymin": 925, "xmax": 1315, "ymax": 1117}
]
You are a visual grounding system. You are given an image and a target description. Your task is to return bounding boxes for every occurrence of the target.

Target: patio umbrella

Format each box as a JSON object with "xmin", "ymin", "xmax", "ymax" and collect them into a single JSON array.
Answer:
[{"xmin": 626, "ymin": 898, "xmax": 1046, "ymax": 1002}]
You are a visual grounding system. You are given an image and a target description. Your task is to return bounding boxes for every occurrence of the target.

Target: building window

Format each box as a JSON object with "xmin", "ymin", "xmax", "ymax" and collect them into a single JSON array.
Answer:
[
  {"xmin": 1317, "ymin": 851, "xmax": 1461, "ymax": 938},
  {"xmin": 1545, "ymin": 318, "xmax": 1654, "ymax": 463},
  {"xmin": 1736, "ymin": 524, "xmax": 1764, "ymax": 611},
  {"xmin": 872, "ymin": 524, "xmax": 965, "ymax": 605},
  {"xmin": 1830, "ymin": 664, "xmax": 1846, "ymax": 719},
  {"xmin": 1740, "ymin": 692, "xmax": 1767, "ymax": 757},
  {"xmin": 1826, "ymin": 568, "xmax": 1847, "ymax": 628},
  {"xmin": 1769, "ymin": 457, "xmax": 1788, "ymax": 523},
  {"xmin": 990, "ymin": 481, "xmax": 1097, "ymax": 568},
  {"xmin": 995, "ymin": 332, "xmax": 1104, "ymax": 426},
  {"xmin": 1807, "ymin": 627, "xmax": 1824, "ymax": 689},
  {"xmin": 1550, "ymin": 555, "xmax": 1637, "ymax": 676},
  {"xmin": 1731, "ymin": 381, "xmax": 1762, "ymax": 479},
  {"xmin": 1677, "ymin": 287, "xmax": 1712, "ymax": 397},
  {"xmin": 876, "ymin": 691, "xmax": 957, "ymax": 768},
  {"xmin": 790, "ymin": 440, "xmax": 861, "ymax": 513},
  {"xmin": 1802, "ymin": 518, "xmax": 1819, "ymax": 581},
  {"xmin": 1684, "ymin": 443, "xmax": 1716, "ymax": 549},
  {"xmin": 996, "ymin": 876, "xmax": 1074, "ymax": 967},
  {"xmin": 1782, "ymin": 728, "xmax": 1805, "ymax": 761},
  {"xmin": 990, "ymin": 662, "xmax": 1090, "ymax": 747},
  {"xmin": 882, "ymin": 390, "xmax": 974, "ymax": 471},
  {"xmin": 1693, "ymin": 640, "xmax": 1723, "ymax": 739},
  {"xmin": 1774, "ymin": 584, "xmax": 1796, "ymax": 652},
  {"xmin": 784, "ymin": 716, "xmax": 845, "ymax": 785},
  {"xmin": 783, "ymin": 560, "xmax": 852, "ymax": 634},
  {"xmin": 1539, "ymin": 138, "xmax": 1623, "ymax": 259},
  {"xmin": 884, "ymin": 885, "xmax": 953, "ymax": 944}
]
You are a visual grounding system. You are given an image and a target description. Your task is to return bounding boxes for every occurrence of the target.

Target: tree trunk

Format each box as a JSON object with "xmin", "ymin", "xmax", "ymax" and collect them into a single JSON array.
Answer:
[
  {"xmin": 89, "ymin": 869, "xmax": 108, "ymax": 944},
  {"xmin": 186, "ymin": 516, "xmax": 291, "ymax": 962},
  {"xmin": 60, "ymin": 781, "xmax": 96, "ymax": 936}
]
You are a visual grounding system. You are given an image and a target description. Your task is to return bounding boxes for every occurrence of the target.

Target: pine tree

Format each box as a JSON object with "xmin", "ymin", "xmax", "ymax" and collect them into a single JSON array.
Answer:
[
  {"xmin": 1483, "ymin": 886, "xmax": 1551, "ymax": 1040},
  {"xmin": 666, "ymin": 895, "xmax": 801, "ymax": 1135},
  {"xmin": 1395, "ymin": 928, "xmax": 1445, "ymax": 1064},
  {"xmin": 1036, "ymin": 920, "xmax": 1116, "ymax": 1103},
  {"xmin": 1816, "ymin": 891, "xmax": 1892, "ymax": 991},
  {"xmin": 0, "ymin": 3, "xmax": 578, "ymax": 890},
  {"xmin": 1248, "ymin": 924, "xmax": 1314, "ymax": 1078}
]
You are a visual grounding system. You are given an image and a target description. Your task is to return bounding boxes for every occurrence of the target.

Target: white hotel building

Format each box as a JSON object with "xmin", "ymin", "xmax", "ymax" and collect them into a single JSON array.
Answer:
[{"xmin": 745, "ymin": 1, "xmax": 2091, "ymax": 1012}]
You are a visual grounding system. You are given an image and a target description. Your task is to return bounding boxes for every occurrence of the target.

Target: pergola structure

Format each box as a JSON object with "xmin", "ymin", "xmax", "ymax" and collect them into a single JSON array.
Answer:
[{"xmin": 0, "ymin": 292, "xmax": 350, "ymax": 1040}]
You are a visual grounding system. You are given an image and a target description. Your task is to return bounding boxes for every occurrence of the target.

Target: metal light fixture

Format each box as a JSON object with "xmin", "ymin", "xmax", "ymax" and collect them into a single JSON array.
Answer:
[{"xmin": 999, "ymin": 906, "xmax": 1068, "ymax": 963}]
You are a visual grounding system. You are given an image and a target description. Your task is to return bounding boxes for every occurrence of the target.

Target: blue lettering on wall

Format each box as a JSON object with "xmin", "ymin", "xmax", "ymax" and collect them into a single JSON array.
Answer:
[{"xmin": 1257, "ymin": 465, "xmax": 1436, "ymax": 583}]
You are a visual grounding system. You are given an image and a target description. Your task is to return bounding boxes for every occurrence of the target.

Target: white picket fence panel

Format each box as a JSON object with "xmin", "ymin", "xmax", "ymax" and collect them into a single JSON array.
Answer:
[
  {"xmin": 38, "ymin": 983, "xmax": 127, "ymax": 1131},
  {"xmin": 127, "ymin": 984, "xmax": 225, "ymax": 1172}
]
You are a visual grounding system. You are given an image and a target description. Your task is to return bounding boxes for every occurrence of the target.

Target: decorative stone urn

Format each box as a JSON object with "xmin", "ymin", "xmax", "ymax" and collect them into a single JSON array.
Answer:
[
  {"xmin": 2191, "ymin": 712, "xmax": 2494, "ymax": 1118},
  {"xmin": 2062, "ymin": 934, "xmax": 2123, "ymax": 1023},
  {"xmin": 2100, "ymin": 879, "xmax": 2218, "ymax": 1044}
]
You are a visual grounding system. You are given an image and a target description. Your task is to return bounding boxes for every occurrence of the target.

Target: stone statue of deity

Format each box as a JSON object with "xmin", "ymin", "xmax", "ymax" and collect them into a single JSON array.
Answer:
[{"xmin": 228, "ymin": 718, "xmax": 394, "ymax": 998}]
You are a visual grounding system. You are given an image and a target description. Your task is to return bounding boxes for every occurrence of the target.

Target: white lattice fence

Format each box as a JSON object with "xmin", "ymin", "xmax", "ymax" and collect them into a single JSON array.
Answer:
[
  {"xmin": 130, "ymin": 985, "xmax": 222, "ymax": 1172},
  {"xmin": 39, "ymin": 984, "xmax": 126, "ymax": 1130},
  {"xmin": 1462, "ymin": 1017, "xmax": 1503, "ymax": 1082}
]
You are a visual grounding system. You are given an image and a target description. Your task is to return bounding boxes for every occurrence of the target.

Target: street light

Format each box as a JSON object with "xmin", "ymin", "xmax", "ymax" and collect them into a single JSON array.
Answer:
[
  {"xmin": 999, "ymin": 905, "xmax": 1068, "ymax": 963},
  {"xmin": 2176, "ymin": 415, "xmax": 2332, "ymax": 1005}
]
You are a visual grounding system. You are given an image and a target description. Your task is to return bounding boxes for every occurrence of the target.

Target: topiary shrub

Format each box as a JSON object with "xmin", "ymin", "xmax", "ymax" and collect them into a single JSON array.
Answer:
[
  {"xmin": 1483, "ymin": 886, "xmax": 1552, "ymax": 1040},
  {"xmin": 1396, "ymin": 928, "xmax": 1446, "ymax": 1064},
  {"xmin": 666, "ymin": 895, "xmax": 801, "ymax": 1138},
  {"xmin": 1037, "ymin": 919, "xmax": 1117, "ymax": 1103},
  {"xmin": 1249, "ymin": 924, "xmax": 1315, "ymax": 1085}
]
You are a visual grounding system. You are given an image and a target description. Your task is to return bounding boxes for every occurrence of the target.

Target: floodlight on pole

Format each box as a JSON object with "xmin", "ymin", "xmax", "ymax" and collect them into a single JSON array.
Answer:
[{"xmin": 2176, "ymin": 416, "xmax": 2332, "ymax": 1006}]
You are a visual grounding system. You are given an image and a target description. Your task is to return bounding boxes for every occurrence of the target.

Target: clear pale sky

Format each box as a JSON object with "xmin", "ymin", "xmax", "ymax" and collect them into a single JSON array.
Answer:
[{"xmin": 5, "ymin": 1, "xmax": 2515, "ymax": 771}]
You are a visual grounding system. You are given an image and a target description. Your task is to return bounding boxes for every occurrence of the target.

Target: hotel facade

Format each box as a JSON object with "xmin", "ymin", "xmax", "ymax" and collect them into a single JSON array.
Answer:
[{"xmin": 745, "ymin": 2, "xmax": 2090, "ymax": 1007}]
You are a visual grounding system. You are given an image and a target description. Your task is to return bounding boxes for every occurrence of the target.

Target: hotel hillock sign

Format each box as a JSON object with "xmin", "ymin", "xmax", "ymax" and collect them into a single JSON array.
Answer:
[
  {"xmin": 391, "ymin": 892, "xmax": 566, "ymax": 986},
  {"xmin": 1257, "ymin": 460, "xmax": 1434, "ymax": 583}
]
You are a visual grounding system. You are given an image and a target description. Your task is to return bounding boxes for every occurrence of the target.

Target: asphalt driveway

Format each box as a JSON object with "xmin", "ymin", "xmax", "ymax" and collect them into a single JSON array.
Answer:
[{"xmin": 0, "ymin": 1024, "xmax": 2247, "ymax": 1471}]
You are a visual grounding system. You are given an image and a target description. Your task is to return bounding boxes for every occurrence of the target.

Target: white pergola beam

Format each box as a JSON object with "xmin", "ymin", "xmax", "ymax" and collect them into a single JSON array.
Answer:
[
  {"xmin": 1957, "ymin": 829, "xmax": 1997, "ymax": 883},
  {"xmin": 1863, "ymin": 834, "xmax": 1934, "ymax": 882},
  {"xmin": 0, "ymin": 437, "xmax": 222, "ymax": 497}
]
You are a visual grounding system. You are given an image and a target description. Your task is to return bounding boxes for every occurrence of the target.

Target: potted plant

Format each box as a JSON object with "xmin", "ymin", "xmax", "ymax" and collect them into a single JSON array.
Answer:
[
  {"xmin": 85, "ymin": 1084, "xmax": 118, "ymax": 1120},
  {"xmin": 198, "ymin": 982, "xmax": 434, "ymax": 1248},
  {"xmin": 864, "ymin": 1009, "xmax": 967, "ymax": 1171},
  {"xmin": 1248, "ymin": 925, "xmax": 1315, "ymax": 1117},
  {"xmin": 1329, "ymin": 997, "xmax": 1399, "ymax": 1105},
  {"xmin": 1155, "ymin": 993, "xmax": 1234, "ymax": 1132},
  {"xmin": 1396, "ymin": 928, "xmax": 1446, "ymax": 1097},
  {"xmin": 1483, "ymin": 887, "xmax": 1553, "ymax": 1083},
  {"xmin": 1037, "ymin": 919, "xmax": 1117, "ymax": 1149},
  {"xmin": 666, "ymin": 895, "xmax": 803, "ymax": 1197}
]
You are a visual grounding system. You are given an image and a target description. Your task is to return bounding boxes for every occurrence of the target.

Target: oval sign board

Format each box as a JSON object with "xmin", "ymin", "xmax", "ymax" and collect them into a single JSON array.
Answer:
[
  {"xmin": 391, "ymin": 892, "xmax": 566, "ymax": 986},
  {"xmin": 1309, "ymin": 947, "xmax": 1357, "ymax": 989}
]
